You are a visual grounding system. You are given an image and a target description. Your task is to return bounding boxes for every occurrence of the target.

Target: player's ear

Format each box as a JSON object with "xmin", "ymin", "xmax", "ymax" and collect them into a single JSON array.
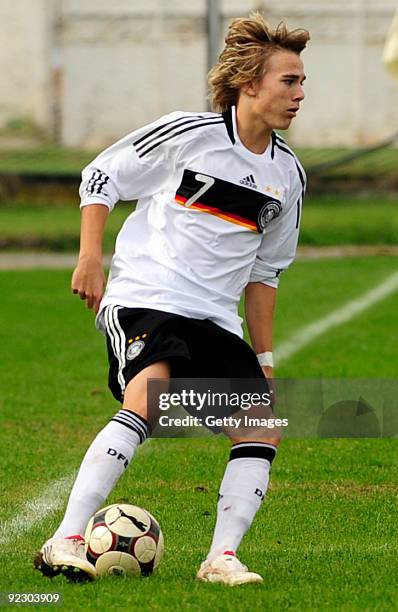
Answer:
[{"xmin": 241, "ymin": 81, "xmax": 258, "ymax": 97}]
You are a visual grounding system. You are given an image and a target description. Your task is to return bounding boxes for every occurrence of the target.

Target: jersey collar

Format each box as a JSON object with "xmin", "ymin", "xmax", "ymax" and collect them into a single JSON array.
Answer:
[
  {"xmin": 223, "ymin": 105, "xmax": 272, "ymax": 160},
  {"xmin": 221, "ymin": 106, "xmax": 236, "ymax": 145}
]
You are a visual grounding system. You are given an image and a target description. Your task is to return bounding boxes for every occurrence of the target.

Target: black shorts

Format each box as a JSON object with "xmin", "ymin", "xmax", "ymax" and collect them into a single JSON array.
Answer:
[{"xmin": 103, "ymin": 305, "xmax": 266, "ymax": 403}]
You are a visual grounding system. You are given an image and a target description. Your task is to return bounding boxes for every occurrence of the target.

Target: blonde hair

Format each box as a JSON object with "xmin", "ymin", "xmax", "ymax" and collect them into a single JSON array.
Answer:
[{"xmin": 208, "ymin": 12, "xmax": 310, "ymax": 112}]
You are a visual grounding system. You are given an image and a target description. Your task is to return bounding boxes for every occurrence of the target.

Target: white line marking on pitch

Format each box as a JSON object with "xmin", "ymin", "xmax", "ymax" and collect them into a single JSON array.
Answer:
[
  {"xmin": 275, "ymin": 271, "xmax": 398, "ymax": 364},
  {"xmin": 0, "ymin": 474, "xmax": 75, "ymax": 547},
  {"xmin": 3, "ymin": 272, "xmax": 398, "ymax": 547},
  {"xmin": 0, "ymin": 444, "xmax": 151, "ymax": 547}
]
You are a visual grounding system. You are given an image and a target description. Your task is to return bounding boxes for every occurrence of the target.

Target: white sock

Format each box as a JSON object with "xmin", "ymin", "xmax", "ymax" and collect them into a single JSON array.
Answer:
[
  {"xmin": 207, "ymin": 442, "xmax": 277, "ymax": 560},
  {"xmin": 53, "ymin": 410, "xmax": 148, "ymax": 539}
]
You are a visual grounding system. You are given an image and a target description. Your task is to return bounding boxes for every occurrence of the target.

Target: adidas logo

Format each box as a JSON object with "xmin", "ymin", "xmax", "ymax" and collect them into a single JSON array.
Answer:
[{"xmin": 239, "ymin": 174, "xmax": 258, "ymax": 189}]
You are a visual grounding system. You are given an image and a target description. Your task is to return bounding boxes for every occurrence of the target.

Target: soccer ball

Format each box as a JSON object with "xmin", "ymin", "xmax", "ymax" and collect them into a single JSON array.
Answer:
[{"xmin": 84, "ymin": 503, "xmax": 164, "ymax": 577}]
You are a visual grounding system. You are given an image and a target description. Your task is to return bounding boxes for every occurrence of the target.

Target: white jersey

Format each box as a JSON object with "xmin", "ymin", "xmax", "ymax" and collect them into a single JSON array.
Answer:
[{"xmin": 80, "ymin": 106, "xmax": 306, "ymax": 338}]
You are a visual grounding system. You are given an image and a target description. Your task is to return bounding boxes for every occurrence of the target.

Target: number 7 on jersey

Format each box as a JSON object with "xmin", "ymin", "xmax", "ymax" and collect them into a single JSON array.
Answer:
[{"xmin": 184, "ymin": 174, "xmax": 215, "ymax": 207}]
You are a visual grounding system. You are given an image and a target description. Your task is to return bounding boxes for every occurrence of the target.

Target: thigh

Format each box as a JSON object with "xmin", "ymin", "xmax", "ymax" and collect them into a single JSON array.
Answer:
[
  {"xmin": 104, "ymin": 305, "xmax": 191, "ymax": 403},
  {"xmin": 179, "ymin": 319, "xmax": 272, "ymax": 435},
  {"xmin": 122, "ymin": 360, "xmax": 171, "ymax": 432}
]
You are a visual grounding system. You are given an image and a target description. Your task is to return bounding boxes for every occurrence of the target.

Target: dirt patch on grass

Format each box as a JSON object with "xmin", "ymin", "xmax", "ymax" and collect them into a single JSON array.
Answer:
[
  {"xmin": 1, "ymin": 247, "xmax": 397, "ymax": 270},
  {"xmin": 297, "ymin": 245, "xmax": 398, "ymax": 259}
]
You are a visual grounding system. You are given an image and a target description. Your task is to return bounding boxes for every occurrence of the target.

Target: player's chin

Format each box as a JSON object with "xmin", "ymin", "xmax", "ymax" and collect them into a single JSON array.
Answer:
[{"xmin": 275, "ymin": 117, "xmax": 293, "ymax": 130}]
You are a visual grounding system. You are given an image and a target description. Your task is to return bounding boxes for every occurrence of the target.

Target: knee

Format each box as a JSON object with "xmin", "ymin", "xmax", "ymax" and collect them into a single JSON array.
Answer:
[{"xmin": 228, "ymin": 432, "xmax": 282, "ymax": 447}]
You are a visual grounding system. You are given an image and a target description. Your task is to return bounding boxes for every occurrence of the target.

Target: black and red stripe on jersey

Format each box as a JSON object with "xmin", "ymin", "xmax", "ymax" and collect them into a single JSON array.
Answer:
[{"xmin": 174, "ymin": 168, "xmax": 282, "ymax": 233}]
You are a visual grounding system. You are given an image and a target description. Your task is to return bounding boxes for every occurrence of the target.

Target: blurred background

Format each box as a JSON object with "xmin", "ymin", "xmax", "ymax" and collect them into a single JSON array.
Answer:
[{"xmin": 0, "ymin": 0, "xmax": 397, "ymax": 253}]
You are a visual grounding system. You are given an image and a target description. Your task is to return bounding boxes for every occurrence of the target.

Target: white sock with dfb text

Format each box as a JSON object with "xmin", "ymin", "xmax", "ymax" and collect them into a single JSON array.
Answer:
[
  {"xmin": 53, "ymin": 410, "xmax": 148, "ymax": 539},
  {"xmin": 207, "ymin": 442, "xmax": 277, "ymax": 560}
]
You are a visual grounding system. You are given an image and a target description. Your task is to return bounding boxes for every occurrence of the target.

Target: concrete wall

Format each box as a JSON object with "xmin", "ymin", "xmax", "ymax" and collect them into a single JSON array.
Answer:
[
  {"xmin": 0, "ymin": 0, "xmax": 57, "ymax": 136},
  {"xmin": 0, "ymin": 0, "xmax": 397, "ymax": 147}
]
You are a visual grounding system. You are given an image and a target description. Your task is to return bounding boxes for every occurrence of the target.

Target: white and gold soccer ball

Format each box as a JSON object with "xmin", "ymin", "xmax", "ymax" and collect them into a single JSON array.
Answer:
[{"xmin": 84, "ymin": 503, "xmax": 164, "ymax": 577}]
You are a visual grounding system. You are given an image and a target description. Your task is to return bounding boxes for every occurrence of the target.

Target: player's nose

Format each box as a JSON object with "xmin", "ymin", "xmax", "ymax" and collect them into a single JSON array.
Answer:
[{"xmin": 295, "ymin": 84, "xmax": 305, "ymax": 102}]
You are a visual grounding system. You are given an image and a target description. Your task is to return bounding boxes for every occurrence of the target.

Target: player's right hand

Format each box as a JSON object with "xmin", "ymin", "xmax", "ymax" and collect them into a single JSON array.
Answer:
[{"xmin": 71, "ymin": 255, "xmax": 106, "ymax": 313}]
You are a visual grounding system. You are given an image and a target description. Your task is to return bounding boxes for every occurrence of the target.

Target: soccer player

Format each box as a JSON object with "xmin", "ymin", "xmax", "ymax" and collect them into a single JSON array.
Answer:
[{"xmin": 35, "ymin": 12, "xmax": 309, "ymax": 585}]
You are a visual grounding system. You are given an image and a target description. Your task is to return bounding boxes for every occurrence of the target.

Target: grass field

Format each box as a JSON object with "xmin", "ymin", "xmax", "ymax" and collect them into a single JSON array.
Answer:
[
  {"xmin": 1, "ymin": 145, "xmax": 398, "ymax": 177},
  {"xmin": 1, "ymin": 195, "xmax": 398, "ymax": 250},
  {"xmin": 0, "ymin": 257, "xmax": 397, "ymax": 610}
]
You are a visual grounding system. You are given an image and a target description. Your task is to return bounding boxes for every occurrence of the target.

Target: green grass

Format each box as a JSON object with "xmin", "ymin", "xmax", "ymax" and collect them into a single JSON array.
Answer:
[
  {"xmin": 1, "ymin": 440, "xmax": 397, "ymax": 611},
  {"xmin": 0, "ymin": 196, "xmax": 397, "ymax": 250},
  {"xmin": 0, "ymin": 204, "xmax": 133, "ymax": 252},
  {"xmin": 0, "ymin": 147, "xmax": 97, "ymax": 176},
  {"xmin": 1, "ymin": 146, "xmax": 398, "ymax": 178},
  {"xmin": 0, "ymin": 260, "xmax": 397, "ymax": 610},
  {"xmin": 272, "ymin": 256, "xmax": 398, "ymax": 377},
  {"xmin": 299, "ymin": 196, "xmax": 398, "ymax": 246},
  {"xmin": 298, "ymin": 146, "xmax": 398, "ymax": 178}
]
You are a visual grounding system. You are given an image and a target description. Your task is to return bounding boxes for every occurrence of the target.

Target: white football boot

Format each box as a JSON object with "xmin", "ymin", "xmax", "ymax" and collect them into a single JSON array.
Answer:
[
  {"xmin": 197, "ymin": 551, "xmax": 263, "ymax": 586},
  {"xmin": 34, "ymin": 536, "xmax": 96, "ymax": 582}
]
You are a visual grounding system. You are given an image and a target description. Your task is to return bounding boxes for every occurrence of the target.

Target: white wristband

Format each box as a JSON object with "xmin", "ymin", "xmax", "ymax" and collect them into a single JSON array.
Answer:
[{"xmin": 257, "ymin": 351, "xmax": 274, "ymax": 368}]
